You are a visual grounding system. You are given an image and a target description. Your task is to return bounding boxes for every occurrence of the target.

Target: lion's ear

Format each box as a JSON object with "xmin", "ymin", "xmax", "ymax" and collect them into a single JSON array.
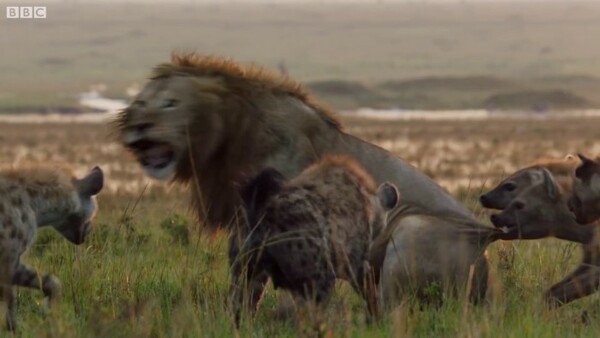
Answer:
[{"xmin": 239, "ymin": 168, "xmax": 286, "ymax": 225}]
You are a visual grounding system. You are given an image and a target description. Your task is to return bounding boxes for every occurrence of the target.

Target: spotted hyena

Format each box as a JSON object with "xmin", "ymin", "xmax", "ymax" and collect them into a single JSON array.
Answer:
[
  {"xmin": 0, "ymin": 164, "xmax": 103, "ymax": 330},
  {"xmin": 480, "ymin": 154, "xmax": 580, "ymax": 210},
  {"xmin": 229, "ymin": 155, "xmax": 399, "ymax": 324},
  {"xmin": 489, "ymin": 167, "xmax": 600, "ymax": 307},
  {"xmin": 569, "ymin": 154, "xmax": 600, "ymax": 224}
]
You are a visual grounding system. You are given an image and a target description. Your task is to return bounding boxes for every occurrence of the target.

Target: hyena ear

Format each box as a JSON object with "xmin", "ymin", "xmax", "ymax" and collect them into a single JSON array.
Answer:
[
  {"xmin": 239, "ymin": 168, "xmax": 286, "ymax": 223},
  {"xmin": 541, "ymin": 168, "xmax": 559, "ymax": 202},
  {"xmin": 377, "ymin": 182, "xmax": 399, "ymax": 210},
  {"xmin": 77, "ymin": 166, "xmax": 104, "ymax": 196},
  {"xmin": 575, "ymin": 153, "xmax": 599, "ymax": 182}
]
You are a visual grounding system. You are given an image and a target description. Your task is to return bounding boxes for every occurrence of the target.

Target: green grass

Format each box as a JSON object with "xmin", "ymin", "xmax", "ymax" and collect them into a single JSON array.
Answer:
[
  {"xmin": 8, "ymin": 186, "xmax": 600, "ymax": 337},
  {"xmin": 3, "ymin": 112, "xmax": 600, "ymax": 334}
]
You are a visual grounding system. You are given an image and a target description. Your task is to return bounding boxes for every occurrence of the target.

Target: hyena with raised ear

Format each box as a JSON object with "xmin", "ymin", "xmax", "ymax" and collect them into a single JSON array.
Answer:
[
  {"xmin": 569, "ymin": 154, "xmax": 600, "ymax": 224},
  {"xmin": 0, "ymin": 163, "xmax": 103, "ymax": 330},
  {"xmin": 229, "ymin": 155, "xmax": 399, "ymax": 325},
  {"xmin": 490, "ymin": 168, "xmax": 600, "ymax": 307}
]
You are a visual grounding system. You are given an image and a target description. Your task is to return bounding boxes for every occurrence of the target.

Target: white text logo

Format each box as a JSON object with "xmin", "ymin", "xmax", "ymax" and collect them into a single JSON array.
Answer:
[{"xmin": 6, "ymin": 6, "xmax": 47, "ymax": 19}]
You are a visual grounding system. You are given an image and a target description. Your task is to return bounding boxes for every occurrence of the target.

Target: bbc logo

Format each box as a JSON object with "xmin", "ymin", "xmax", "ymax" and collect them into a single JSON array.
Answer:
[{"xmin": 6, "ymin": 6, "xmax": 47, "ymax": 19}]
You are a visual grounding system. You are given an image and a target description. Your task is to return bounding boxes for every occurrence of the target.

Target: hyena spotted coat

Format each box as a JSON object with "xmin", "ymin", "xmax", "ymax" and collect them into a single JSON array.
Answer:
[
  {"xmin": 229, "ymin": 155, "xmax": 399, "ymax": 323},
  {"xmin": 0, "ymin": 164, "xmax": 103, "ymax": 330}
]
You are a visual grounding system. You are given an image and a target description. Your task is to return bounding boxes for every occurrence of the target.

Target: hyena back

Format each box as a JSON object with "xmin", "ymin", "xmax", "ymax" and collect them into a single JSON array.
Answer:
[{"xmin": 0, "ymin": 164, "xmax": 103, "ymax": 330}]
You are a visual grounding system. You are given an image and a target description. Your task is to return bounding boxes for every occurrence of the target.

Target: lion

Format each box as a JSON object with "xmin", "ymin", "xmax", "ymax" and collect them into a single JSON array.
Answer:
[{"xmin": 116, "ymin": 53, "xmax": 497, "ymax": 306}]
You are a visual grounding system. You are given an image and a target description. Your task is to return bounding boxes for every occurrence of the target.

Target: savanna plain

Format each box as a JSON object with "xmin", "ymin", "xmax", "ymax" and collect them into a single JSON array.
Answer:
[
  {"xmin": 1, "ymin": 117, "xmax": 600, "ymax": 337},
  {"xmin": 3, "ymin": 1, "xmax": 600, "ymax": 337}
]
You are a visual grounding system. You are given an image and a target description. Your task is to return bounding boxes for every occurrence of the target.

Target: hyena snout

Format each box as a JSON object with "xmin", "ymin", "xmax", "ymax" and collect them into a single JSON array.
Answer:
[
  {"xmin": 61, "ymin": 222, "xmax": 91, "ymax": 245},
  {"xmin": 479, "ymin": 193, "xmax": 492, "ymax": 207},
  {"xmin": 490, "ymin": 213, "xmax": 515, "ymax": 228}
]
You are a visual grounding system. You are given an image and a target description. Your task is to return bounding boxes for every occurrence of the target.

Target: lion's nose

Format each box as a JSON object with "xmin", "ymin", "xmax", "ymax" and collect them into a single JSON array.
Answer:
[{"xmin": 131, "ymin": 122, "xmax": 154, "ymax": 133}]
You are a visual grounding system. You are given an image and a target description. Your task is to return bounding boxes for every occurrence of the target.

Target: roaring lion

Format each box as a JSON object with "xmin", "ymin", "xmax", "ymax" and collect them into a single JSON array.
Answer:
[{"xmin": 116, "ymin": 53, "xmax": 498, "ymax": 305}]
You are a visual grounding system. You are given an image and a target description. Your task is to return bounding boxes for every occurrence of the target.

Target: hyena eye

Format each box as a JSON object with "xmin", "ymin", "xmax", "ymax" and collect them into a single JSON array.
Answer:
[
  {"xmin": 503, "ymin": 182, "xmax": 517, "ymax": 192},
  {"xmin": 514, "ymin": 201, "xmax": 525, "ymax": 210},
  {"xmin": 160, "ymin": 98, "xmax": 179, "ymax": 109}
]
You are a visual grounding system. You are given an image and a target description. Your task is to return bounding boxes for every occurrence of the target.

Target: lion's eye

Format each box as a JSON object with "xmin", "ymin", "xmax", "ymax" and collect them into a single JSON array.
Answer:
[{"xmin": 161, "ymin": 98, "xmax": 179, "ymax": 109}]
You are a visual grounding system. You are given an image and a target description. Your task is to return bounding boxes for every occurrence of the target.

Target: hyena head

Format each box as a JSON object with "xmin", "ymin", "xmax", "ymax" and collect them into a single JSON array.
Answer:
[
  {"xmin": 51, "ymin": 166, "xmax": 104, "ymax": 245},
  {"xmin": 238, "ymin": 167, "xmax": 286, "ymax": 227},
  {"xmin": 480, "ymin": 168, "xmax": 547, "ymax": 210},
  {"xmin": 490, "ymin": 168, "xmax": 566, "ymax": 239},
  {"xmin": 569, "ymin": 154, "xmax": 600, "ymax": 224}
]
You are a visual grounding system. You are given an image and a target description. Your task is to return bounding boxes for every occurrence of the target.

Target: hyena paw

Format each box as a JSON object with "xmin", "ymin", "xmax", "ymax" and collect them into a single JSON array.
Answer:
[
  {"xmin": 42, "ymin": 275, "xmax": 62, "ymax": 303},
  {"xmin": 5, "ymin": 314, "xmax": 16, "ymax": 331}
]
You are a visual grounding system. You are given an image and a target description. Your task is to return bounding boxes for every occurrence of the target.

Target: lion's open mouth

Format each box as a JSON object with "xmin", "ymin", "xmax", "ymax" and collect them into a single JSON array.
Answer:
[{"xmin": 129, "ymin": 139, "xmax": 176, "ymax": 170}]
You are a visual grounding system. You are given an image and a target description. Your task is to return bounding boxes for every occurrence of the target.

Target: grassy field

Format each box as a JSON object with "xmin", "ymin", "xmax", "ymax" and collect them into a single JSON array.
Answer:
[
  {"xmin": 3, "ymin": 2, "xmax": 600, "ymax": 110},
  {"xmin": 2, "ymin": 117, "xmax": 600, "ymax": 337},
  {"xmin": 4, "ymin": 1, "xmax": 600, "ymax": 335}
]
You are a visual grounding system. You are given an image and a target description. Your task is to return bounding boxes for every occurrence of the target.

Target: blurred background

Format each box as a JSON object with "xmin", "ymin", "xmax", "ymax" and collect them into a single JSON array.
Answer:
[
  {"xmin": 2, "ymin": 0, "xmax": 600, "ymax": 113},
  {"xmin": 1, "ymin": 0, "xmax": 600, "ymax": 192}
]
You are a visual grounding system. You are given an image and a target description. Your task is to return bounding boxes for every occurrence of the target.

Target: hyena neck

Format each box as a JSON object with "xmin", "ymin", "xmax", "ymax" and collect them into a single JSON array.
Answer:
[
  {"xmin": 549, "ymin": 200, "xmax": 594, "ymax": 244},
  {"xmin": 0, "ymin": 168, "xmax": 77, "ymax": 227},
  {"xmin": 34, "ymin": 196, "xmax": 78, "ymax": 228},
  {"xmin": 553, "ymin": 219, "xmax": 596, "ymax": 244}
]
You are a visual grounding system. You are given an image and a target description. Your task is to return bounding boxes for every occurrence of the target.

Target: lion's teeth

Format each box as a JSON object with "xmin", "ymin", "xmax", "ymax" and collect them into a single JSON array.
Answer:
[{"xmin": 501, "ymin": 226, "xmax": 509, "ymax": 233}]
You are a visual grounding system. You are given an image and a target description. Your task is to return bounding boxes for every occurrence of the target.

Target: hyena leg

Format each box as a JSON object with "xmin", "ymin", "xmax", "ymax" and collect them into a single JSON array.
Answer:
[
  {"xmin": 351, "ymin": 261, "xmax": 380, "ymax": 322},
  {"xmin": 2, "ymin": 285, "xmax": 16, "ymax": 331},
  {"xmin": 294, "ymin": 278, "xmax": 334, "ymax": 336},
  {"xmin": 228, "ymin": 229, "xmax": 273, "ymax": 325},
  {"xmin": 12, "ymin": 263, "xmax": 61, "ymax": 303},
  {"xmin": 228, "ymin": 242, "xmax": 269, "ymax": 325},
  {"xmin": 229, "ymin": 267, "xmax": 269, "ymax": 326},
  {"xmin": 544, "ymin": 264, "xmax": 600, "ymax": 308},
  {"xmin": 0, "ymin": 257, "xmax": 16, "ymax": 330}
]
